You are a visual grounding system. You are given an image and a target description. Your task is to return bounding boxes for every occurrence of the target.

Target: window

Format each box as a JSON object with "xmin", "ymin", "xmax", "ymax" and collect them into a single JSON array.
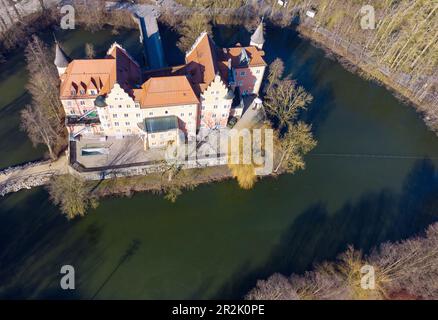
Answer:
[
  {"xmin": 212, "ymin": 114, "xmax": 217, "ymax": 118},
  {"xmin": 135, "ymin": 103, "xmax": 140, "ymax": 108},
  {"xmin": 80, "ymin": 89, "xmax": 85, "ymax": 94},
  {"xmin": 224, "ymin": 105, "xmax": 227, "ymax": 109},
  {"xmin": 136, "ymin": 113, "xmax": 141, "ymax": 118},
  {"xmin": 70, "ymin": 90, "xmax": 76, "ymax": 96},
  {"xmin": 256, "ymin": 69, "xmax": 261, "ymax": 74},
  {"xmin": 83, "ymin": 109, "xmax": 88, "ymax": 114},
  {"xmin": 113, "ymin": 114, "xmax": 118, "ymax": 118},
  {"xmin": 124, "ymin": 113, "xmax": 129, "ymax": 118},
  {"xmin": 127, "ymin": 129, "xmax": 131, "ymax": 133},
  {"xmin": 126, "ymin": 105, "xmax": 130, "ymax": 108},
  {"xmin": 149, "ymin": 112, "xmax": 153, "ymax": 116},
  {"xmin": 213, "ymin": 105, "xmax": 218, "ymax": 109},
  {"xmin": 90, "ymin": 90, "xmax": 97, "ymax": 95},
  {"xmin": 165, "ymin": 111, "xmax": 168, "ymax": 114},
  {"xmin": 222, "ymin": 114, "xmax": 226, "ymax": 117},
  {"xmin": 181, "ymin": 113, "xmax": 184, "ymax": 117},
  {"xmin": 125, "ymin": 122, "xmax": 130, "ymax": 126},
  {"xmin": 189, "ymin": 112, "xmax": 192, "ymax": 116},
  {"xmin": 201, "ymin": 115, "xmax": 204, "ymax": 119},
  {"xmin": 151, "ymin": 134, "xmax": 155, "ymax": 138},
  {"xmin": 109, "ymin": 105, "xmax": 113, "ymax": 109},
  {"xmin": 216, "ymin": 91, "xmax": 219, "ymax": 94},
  {"xmin": 70, "ymin": 110, "xmax": 75, "ymax": 115},
  {"xmin": 240, "ymin": 71, "xmax": 246, "ymax": 76},
  {"xmin": 118, "ymin": 105, "xmax": 122, "ymax": 108},
  {"xmin": 67, "ymin": 101, "xmax": 72, "ymax": 106},
  {"xmin": 80, "ymin": 101, "xmax": 85, "ymax": 106},
  {"xmin": 238, "ymin": 81, "xmax": 243, "ymax": 86},
  {"xmin": 114, "ymin": 122, "xmax": 119, "ymax": 126},
  {"xmin": 201, "ymin": 106, "xmax": 205, "ymax": 110}
]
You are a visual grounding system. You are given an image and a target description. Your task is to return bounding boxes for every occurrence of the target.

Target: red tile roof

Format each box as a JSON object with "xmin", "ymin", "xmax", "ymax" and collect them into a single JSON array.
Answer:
[
  {"xmin": 185, "ymin": 32, "xmax": 219, "ymax": 92},
  {"xmin": 60, "ymin": 43, "xmax": 140, "ymax": 99},
  {"xmin": 136, "ymin": 76, "xmax": 199, "ymax": 108}
]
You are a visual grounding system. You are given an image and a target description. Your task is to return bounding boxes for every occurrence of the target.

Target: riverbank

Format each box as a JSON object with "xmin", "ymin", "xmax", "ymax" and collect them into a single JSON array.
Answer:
[
  {"xmin": 0, "ymin": 156, "xmax": 68, "ymax": 196},
  {"xmin": 296, "ymin": 23, "xmax": 437, "ymax": 134},
  {"xmin": 247, "ymin": 221, "xmax": 438, "ymax": 300}
]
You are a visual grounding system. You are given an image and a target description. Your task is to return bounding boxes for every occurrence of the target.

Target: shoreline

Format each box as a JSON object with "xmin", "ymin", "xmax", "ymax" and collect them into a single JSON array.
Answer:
[
  {"xmin": 296, "ymin": 24, "xmax": 435, "ymax": 134},
  {"xmin": 89, "ymin": 165, "xmax": 234, "ymax": 199}
]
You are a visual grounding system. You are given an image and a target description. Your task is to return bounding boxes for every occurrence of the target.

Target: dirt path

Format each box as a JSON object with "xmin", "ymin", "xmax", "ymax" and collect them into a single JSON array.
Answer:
[{"xmin": 0, "ymin": 155, "xmax": 69, "ymax": 195}]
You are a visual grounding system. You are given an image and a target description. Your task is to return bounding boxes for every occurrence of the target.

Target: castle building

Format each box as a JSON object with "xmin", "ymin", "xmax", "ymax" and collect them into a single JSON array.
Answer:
[{"xmin": 56, "ymin": 21, "xmax": 266, "ymax": 149}]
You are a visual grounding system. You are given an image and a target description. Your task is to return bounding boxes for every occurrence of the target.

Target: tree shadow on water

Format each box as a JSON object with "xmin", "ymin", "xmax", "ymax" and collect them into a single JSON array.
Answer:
[
  {"xmin": 215, "ymin": 158, "xmax": 438, "ymax": 299},
  {"xmin": 90, "ymin": 239, "xmax": 141, "ymax": 299}
]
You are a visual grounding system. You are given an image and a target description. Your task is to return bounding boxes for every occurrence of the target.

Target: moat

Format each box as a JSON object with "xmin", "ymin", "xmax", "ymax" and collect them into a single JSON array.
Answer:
[{"xmin": 1, "ymin": 25, "xmax": 438, "ymax": 299}]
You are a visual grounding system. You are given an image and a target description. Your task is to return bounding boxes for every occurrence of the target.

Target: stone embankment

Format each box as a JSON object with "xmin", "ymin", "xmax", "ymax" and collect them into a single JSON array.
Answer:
[{"xmin": 0, "ymin": 156, "xmax": 68, "ymax": 196}]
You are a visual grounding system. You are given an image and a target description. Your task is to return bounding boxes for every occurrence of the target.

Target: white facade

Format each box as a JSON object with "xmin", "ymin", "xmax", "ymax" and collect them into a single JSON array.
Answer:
[{"xmin": 199, "ymin": 74, "xmax": 233, "ymax": 129}]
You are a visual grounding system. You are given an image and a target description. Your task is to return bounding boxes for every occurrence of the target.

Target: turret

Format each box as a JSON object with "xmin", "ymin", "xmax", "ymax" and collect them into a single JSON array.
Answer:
[
  {"xmin": 250, "ymin": 18, "xmax": 265, "ymax": 50},
  {"xmin": 54, "ymin": 42, "xmax": 71, "ymax": 76}
]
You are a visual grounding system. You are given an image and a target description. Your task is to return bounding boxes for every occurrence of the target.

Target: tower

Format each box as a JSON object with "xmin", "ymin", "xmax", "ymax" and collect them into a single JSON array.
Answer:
[
  {"xmin": 54, "ymin": 41, "xmax": 71, "ymax": 76},
  {"xmin": 250, "ymin": 18, "xmax": 265, "ymax": 50}
]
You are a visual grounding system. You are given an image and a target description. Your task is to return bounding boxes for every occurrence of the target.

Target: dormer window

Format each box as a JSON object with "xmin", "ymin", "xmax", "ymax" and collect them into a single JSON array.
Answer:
[
  {"xmin": 70, "ymin": 82, "xmax": 78, "ymax": 96},
  {"xmin": 80, "ymin": 82, "xmax": 87, "ymax": 95},
  {"xmin": 90, "ymin": 89, "xmax": 97, "ymax": 95}
]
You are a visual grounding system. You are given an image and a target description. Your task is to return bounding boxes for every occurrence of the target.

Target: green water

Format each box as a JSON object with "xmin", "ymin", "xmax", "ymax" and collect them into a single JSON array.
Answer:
[{"xmin": 1, "ymin": 26, "xmax": 438, "ymax": 299}]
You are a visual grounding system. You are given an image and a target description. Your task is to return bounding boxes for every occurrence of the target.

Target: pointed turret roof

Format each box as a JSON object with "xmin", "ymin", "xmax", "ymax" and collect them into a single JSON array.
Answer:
[
  {"xmin": 250, "ymin": 19, "xmax": 265, "ymax": 47},
  {"xmin": 54, "ymin": 42, "xmax": 70, "ymax": 68}
]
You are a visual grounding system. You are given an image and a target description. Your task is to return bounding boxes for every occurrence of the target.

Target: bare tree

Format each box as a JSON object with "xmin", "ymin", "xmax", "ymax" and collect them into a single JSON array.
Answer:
[
  {"xmin": 20, "ymin": 105, "xmax": 57, "ymax": 159},
  {"xmin": 85, "ymin": 43, "xmax": 96, "ymax": 58},
  {"xmin": 274, "ymin": 122, "xmax": 316, "ymax": 173},
  {"xmin": 247, "ymin": 222, "xmax": 438, "ymax": 300},
  {"xmin": 266, "ymin": 58, "xmax": 285, "ymax": 92},
  {"xmin": 47, "ymin": 174, "xmax": 99, "ymax": 219},
  {"xmin": 22, "ymin": 35, "xmax": 66, "ymax": 158},
  {"xmin": 264, "ymin": 80, "xmax": 313, "ymax": 133}
]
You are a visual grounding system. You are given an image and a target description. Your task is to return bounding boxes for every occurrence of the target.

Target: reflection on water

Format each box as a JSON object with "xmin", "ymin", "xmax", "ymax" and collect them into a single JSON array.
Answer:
[{"xmin": 0, "ymin": 25, "xmax": 438, "ymax": 299}]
